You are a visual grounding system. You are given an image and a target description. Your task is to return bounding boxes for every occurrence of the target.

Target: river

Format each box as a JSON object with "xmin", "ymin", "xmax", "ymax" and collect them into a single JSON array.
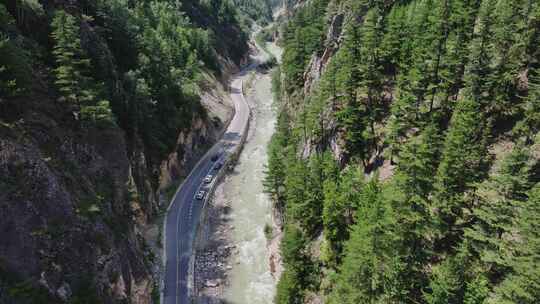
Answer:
[{"xmin": 221, "ymin": 42, "xmax": 281, "ymax": 303}]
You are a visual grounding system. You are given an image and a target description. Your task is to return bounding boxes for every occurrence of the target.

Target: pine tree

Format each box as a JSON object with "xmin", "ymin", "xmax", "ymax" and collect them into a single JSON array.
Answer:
[
  {"xmin": 387, "ymin": 72, "xmax": 422, "ymax": 159},
  {"xmin": 427, "ymin": 0, "xmax": 451, "ymax": 113},
  {"xmin": 0, "ymin": 36, "xmax": 18, "ymax": 97},
  {"xmin": 387, "ymin": 123, "xmax": 443, "ymax": 301},
  {"xmin": 358, "ymin": 7, "xmax": 385, "ymax": 157},
  {"xmin": 276, "ymin": 223, "xmax": 311, "ymax": 304},
  {"xmin": 271, "ymin": 0, "xmax": 540, "ymax": 302},
  {"xmin": 1, "ymin": 5, "xmax": 31, "ymax": 97},
  {"xmin": 488, "ymin": 0, "xmax": 530, "ymax": 118},
  {"xmin": 399, "ymin": 0, "xmax": 437, "ymax": 115},
  {"xmin": 433, "ymin": 98, "xmax": 490, "ymax": 249},
  {"xmin": 464, "ymin": 144, "xmax": 535, "ymax": 300},
  {"xmin": 335, "ymin": 23, "xmax": 368, "ymax": 163},
  {"xmin": 276, "ymin": 267, "xmax": 304, "ymax": 304},
  {"xmin": 322, "ymin": 163, "xmax": 363, "ymax": 266},
  {"xmin": 379, "ymin": 5, "xmax": 408, "ymax": 74},
  {"xmin": 464, "ymin": 0, "xmax": 496, "ymax": 109},
  {"xmin": 321, "ymin": 171, "xmax": 341, "ymax": 266},
  {"xmin": 441, "ymin": 0, "xmax": 480, "ymax": 107},
  {"xmin": 463, "ymin": 274, "xmax": 489, "ymax": 304},
  {"xmin": 284, "ymin": 155, "xmax": 310, "ymax": 229},
  {"xmin": 514, "ymin": 73, "xmax": 540, "ymax": 141},
  {"xmin": 264, "ymin": 110, "xmax": 291, "ymax": 208},
  {"xmin": 301, "ymin": 154, "xmax": 326, "ymax": 235},
  {"xmin": 79, "ymin": 100, "xmax": 115, "ymax": 127},
  {"xmin": 329, "ymin": 178, "xmax": 398, "ymax": 304},
  {"xmin": 14, "ymin": 0, "xmax": 44, "ymax": 30},
  {"xmin": 465, "ymin": 144, "xmax": 532, "ymax": 263},
  {"xmin": 424, "ymin": 247, "xmax": 468, "ymax": 304},
  {"xmin": 51, "ymin": 10, "xmax": 94, "ymax": 106},
  {"xmin": 488, "ymin": 184, "xmax": 540, "ymax": 304}
]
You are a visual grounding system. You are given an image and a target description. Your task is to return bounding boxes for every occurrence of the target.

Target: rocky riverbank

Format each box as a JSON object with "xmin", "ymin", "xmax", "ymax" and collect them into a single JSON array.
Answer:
[{"xmin": 193, "ymin": 184, "xmax": 236, "ymax": 303}]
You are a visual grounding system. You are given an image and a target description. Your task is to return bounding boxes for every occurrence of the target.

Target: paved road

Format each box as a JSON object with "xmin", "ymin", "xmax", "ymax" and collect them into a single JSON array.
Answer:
[{"xmin": 162, "ymin": 62, "xmax": 258, "ymax": 304}]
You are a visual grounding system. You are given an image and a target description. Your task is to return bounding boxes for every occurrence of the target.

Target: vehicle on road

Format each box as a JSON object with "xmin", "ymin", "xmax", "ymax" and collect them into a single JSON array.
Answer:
[
  {"xmin": 211, "ymin": 153, "xmax": 220, "ymax": 162},
  {"xmin": 213, "ymin": 161, "xmax": 224, "ymax": 170},
  {"xmin": 203, "ymin": 175, "xmax": 213, "ymax": 184},
  {"xmin": 195, "ymin": 190, "xmax": 206, "ymax": 200}
]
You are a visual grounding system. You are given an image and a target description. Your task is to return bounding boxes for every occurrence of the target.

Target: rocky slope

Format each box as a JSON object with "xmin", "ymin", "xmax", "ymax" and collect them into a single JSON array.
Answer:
[
  {"xmin": 0, "ymin": 1, "xmax": 246, "ymax": 303},
  {"xmin": 0, "ymin": 66, "xmax": 234, "ymax": 304}
]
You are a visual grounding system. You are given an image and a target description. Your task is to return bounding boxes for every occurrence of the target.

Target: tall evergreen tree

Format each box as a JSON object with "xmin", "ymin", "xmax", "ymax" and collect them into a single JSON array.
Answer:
[
  {"xmin": 514, "ymin": 73, "xmax": 540, "ymax": 141},
  {"xmin": 433, "ymin": 98, "xmax": 490, "ymax": 249},
  {"xmin": 424, "ymin": 245, "xmax": 469, "ymax": 304},
  {"xmin": 322, "ymin": 164, "xmax": 363, "ymax": 266},
  {"xmin": 51, "ymin": 10, "xmax": 94, "ymax": 106},
  {"xmin": 488, "ymin": 183, "xmax": 540, "ymax": 304},
  {"xmin": 276, "ymin": 223, "xmax": 312, "ymax": 304},
  {"xmin": 464, "ymin": 0, "xmax": 496, "ymax": 109},
  {"xmin": 387, "ymin": 123, "xmax": 443, "ymax": 301},
  {"xmin": 329, "ymin": 178, "xmax": 398, "ymax": 303},
  {"xmin": 335, "ymin": 23, "xmax": 368, "ymax": 164},
  {"xmin": 465, "ymin": 144, "xmax": 535, "ymax": 299}
]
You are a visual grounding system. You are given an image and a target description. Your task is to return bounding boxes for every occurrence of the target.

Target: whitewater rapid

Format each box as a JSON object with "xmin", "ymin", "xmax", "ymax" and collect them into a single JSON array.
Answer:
[{"xmin": 222, "ymin": 71, "xmax": 277, "ymax": 304}]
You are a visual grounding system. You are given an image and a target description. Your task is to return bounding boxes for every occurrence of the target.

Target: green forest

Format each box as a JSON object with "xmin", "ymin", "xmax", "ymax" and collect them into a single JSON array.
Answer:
[
  {"xmin": 1, "ymin": 0, "xmax": 249, "ymax": 159},
  {"xmin": 266, "ymin": 0, "xmax": 540, "ymax": 303},
  {"xmin": 234, "ymin": 0, "xmax": 274, "ymax": 25},
  {"xmin": 0, "ymin": 0, "xmax": 254, "ymax": 303}
]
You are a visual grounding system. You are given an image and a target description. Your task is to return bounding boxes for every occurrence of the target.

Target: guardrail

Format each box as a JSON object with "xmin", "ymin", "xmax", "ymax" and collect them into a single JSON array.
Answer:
[{"xmin": 189, "ymin": 77, "xmax": 252, "ymax": 302}]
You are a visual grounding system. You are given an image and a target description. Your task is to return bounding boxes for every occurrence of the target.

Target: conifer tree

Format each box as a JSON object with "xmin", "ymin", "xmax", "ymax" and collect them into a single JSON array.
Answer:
[
  {"xmin": 465, "ymin": 0, "xmax": 496, "ymax": 109},
  {"xmin": 322, "ymin": 164, "xmax": 363, "ymax": 266},
  {"xmin": 379, "ymin": 5, "xmax": 407, "ymax": 74},
  {"xmin": 0, "ymin": 36, "xmax": 21, "ymax": 97},
  {"xmin": 0, "ymin": 6, "xmax": 21, "ymax": 97},
  {"xmin": 329, "ymin": 178, "xmax": 397, "ymax": 304},
  {"xmin": 488, "ymin": 0, "xmax": 530, "ymax": 118},
  {"xmin": 441, "ymin": 0, "xmax": 480, "ymax": 112},
  {"xmin": 284, "ymin": 155, "xmax": 309, "ymax": 229},
  {"xmin": 488, "ymin": 184, "xmax": 540, "ymax": 304},
  {"xmin": 335, "ymin": 23, "xmax": 368, "ymax": 163},
  {"xmin": 424, "ymin": 246, "xmax": 468, "ymax": 304},
  {"xmin": 276, "ymin": 223, "xmax": 311, "ymax": 304},
  {"xmin": 358, "ymin": 8, "xmax": 385, "ymax": 156},
  {"xmin": 51, "ymin": 10, "xmax": 94, "ymax": 106},
  {"xmin": 272, "ymin": 0, "xmax": 540, "ymax": 302},
  {"xmin": 387, "ymin": 72, "xmax": 422, "ymax": 159},
  {"xmin": 465, "ymin": 144, "xmax": 533, "ymax": 293},
  {"xmin": 427, "ymin": 0, "xmax": 451, "ymax": 113},
  {"xmin": 433, "ymin": 98, "xmax": 489, "ymax": 248},
  {"xmin": 387, "ymin": 123, "xmax": 443, "ymax": 301},
  {"xmin": 514, "ymin": 73, "xmax": 540, "ymax": 141},
  {"xmin": 463, "ymin": 275, "xmax": 489, "ymax": 304},
  {"xmin": 264, "ymin": 110, "xmax": 291, "ymax": 206}
]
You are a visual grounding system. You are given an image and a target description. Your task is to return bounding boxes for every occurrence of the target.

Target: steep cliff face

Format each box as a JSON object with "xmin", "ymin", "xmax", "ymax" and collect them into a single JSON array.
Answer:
[
  {"xmin": 158, "ymin": 80, "xmax": 235, "ymax": 197},
  {"xmin": 0, "ymin": 0, "xmax": 243, "ymax": 303},
  {"xmin": 0, "ymin": 75, "xmax": 233, "ymax": 304},
  {"xmin": 0, "ymin": 117, "xmax": 152, "ymax": 303}
]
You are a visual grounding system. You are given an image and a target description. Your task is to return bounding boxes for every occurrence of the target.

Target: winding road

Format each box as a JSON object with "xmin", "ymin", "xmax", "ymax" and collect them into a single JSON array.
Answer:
[{"xmin": 162, "ymin": 60, "xmax": 259, "ymax": 304}]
